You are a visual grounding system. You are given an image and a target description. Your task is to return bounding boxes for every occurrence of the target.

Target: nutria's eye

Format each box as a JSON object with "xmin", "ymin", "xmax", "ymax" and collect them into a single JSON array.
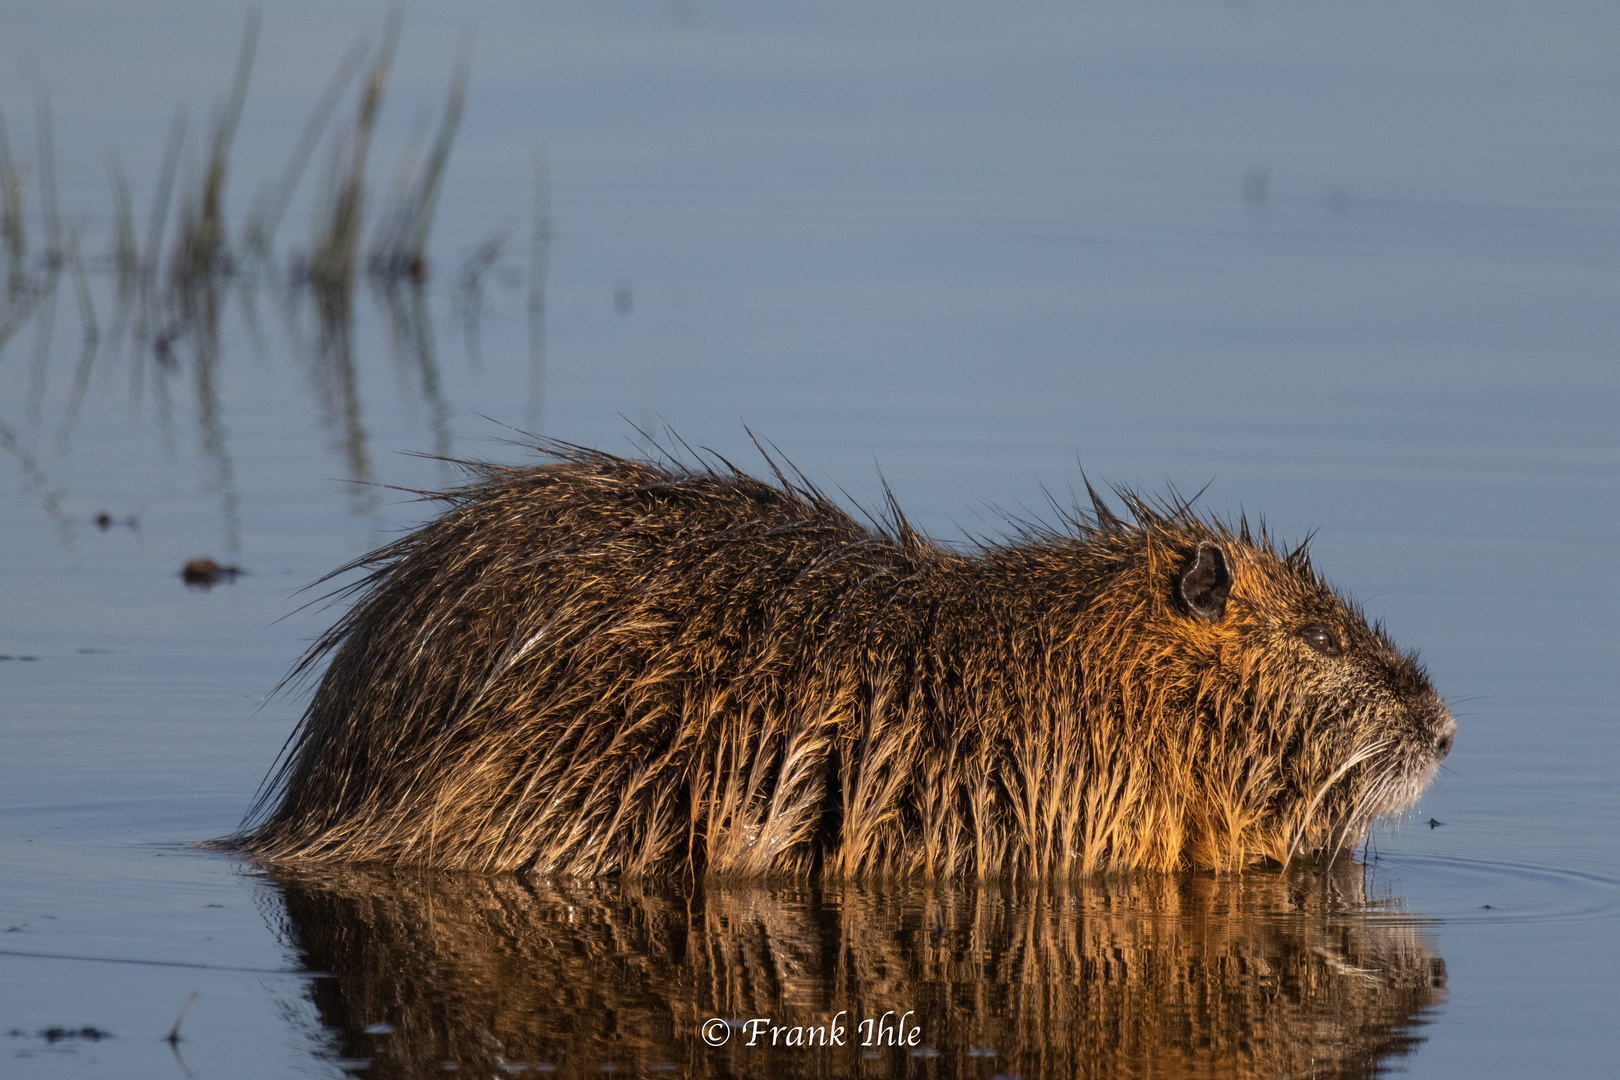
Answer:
[{"xmin": 1299, "ymin": 624, "xmax": 1341, "ymax": 656}]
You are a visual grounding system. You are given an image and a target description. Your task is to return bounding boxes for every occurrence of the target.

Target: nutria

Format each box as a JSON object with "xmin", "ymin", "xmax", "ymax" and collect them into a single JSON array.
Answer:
[{"xmin": 236, "ymin": 444, "xmax": 1454, "ymax": 877}]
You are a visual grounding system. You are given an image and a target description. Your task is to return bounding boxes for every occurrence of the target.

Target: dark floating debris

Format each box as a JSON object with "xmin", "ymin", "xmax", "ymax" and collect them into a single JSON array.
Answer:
[
  {"xmin": 181, "ymin": 557, "xmax": 242, "ymax": 589},
  {"xmin": 93, "ymin": 512, "xmax": 141, "ymax": 531},
  {"xmin": 1428, "ymin": 818, "xmax": 1445, "ymax": 828},
  {"xmin": 8, "ymin": 1026, "xmax": 114, "ymax": 1042},
  {"xmin": 167, "ymin": 991, "xmax": 199, "ymax": 1046},
  {"xmin": 0, "ymin": 654, "xmax": 39, "ymax": 661}
]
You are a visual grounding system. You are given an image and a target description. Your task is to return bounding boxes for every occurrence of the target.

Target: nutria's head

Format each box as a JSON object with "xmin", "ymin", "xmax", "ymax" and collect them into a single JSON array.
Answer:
[{"xmin": 1075, "ymin": 502, "xmax": 1454, "ymax": 869}]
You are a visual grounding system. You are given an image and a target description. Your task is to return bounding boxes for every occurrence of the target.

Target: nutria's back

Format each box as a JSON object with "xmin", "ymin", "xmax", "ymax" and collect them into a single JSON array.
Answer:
[{"xmin": 236, "ymin": 446, "xmax": 1454, "ymax": 877}]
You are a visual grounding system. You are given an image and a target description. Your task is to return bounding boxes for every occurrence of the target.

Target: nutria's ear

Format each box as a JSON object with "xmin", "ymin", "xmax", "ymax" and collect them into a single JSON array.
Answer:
[{"xmin": 1179, "ymin": 541, "xmax": 1231, "ymax": 621}]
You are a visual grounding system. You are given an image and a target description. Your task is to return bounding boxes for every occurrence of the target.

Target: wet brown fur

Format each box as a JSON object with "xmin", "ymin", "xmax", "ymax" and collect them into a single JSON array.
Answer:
[{"xmin": 235, "ymin": 444, "xmax": 1454, "ymax": 878}]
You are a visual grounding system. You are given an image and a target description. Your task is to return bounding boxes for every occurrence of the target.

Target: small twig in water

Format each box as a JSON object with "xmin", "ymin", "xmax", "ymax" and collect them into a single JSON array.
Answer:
[{"xmin": 166, "ymin": 990, "xmax": 199, "ymax": 1045}]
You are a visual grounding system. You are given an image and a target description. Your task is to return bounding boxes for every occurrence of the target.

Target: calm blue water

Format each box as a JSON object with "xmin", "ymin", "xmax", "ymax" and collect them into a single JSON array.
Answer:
[{"xmin": 2, "ymin": 2, "xmax": 1616, "ymax": 1077}]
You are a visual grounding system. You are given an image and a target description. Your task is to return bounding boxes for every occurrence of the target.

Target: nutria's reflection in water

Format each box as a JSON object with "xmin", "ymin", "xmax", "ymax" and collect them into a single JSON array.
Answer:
[{"xmin": 266, "ymin": 866, "xmax": 1445, "ymax": 1079}]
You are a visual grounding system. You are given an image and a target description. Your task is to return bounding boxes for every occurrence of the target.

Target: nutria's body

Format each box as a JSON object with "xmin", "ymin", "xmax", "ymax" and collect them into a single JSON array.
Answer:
[{"xmin": 237, "ymin": 446, "xmax": 1453, "ymax": 877}]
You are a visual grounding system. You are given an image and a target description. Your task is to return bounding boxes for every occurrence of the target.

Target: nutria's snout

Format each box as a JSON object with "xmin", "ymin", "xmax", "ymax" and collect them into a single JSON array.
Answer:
[
  {"xmin": 232, "ymin": 445, "xmax": 1455, "ymax": 878},
  {"xmin": 1407, "ymin": 680, "xmax": 1455, "ymax": 764},
  {"xmin": 1432, "ymin": 710, "xmax": 1456, "ymax": 762}
]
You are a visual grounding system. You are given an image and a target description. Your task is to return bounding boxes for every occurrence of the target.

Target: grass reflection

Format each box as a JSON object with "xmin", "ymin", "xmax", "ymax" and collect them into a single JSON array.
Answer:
[
  {"xmin": 0, "ymin": 11, "xmax": 523, "ymax": 549},
  {"xmin": 267, "ymin": 865, "xmax": 1444, "ymax": 1079}
]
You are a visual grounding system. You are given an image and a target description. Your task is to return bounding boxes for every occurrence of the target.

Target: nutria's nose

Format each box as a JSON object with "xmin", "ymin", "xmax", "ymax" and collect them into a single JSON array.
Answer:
[{"xmin": 1432, "ymin": 710, "xmax": 1456, "ymax": 761}]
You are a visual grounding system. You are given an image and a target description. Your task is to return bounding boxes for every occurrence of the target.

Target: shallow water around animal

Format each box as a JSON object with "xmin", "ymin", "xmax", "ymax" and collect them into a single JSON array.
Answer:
[{"xmin": 2, "ymin": 2, "xmax": 1617, "ymax": 1077}]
